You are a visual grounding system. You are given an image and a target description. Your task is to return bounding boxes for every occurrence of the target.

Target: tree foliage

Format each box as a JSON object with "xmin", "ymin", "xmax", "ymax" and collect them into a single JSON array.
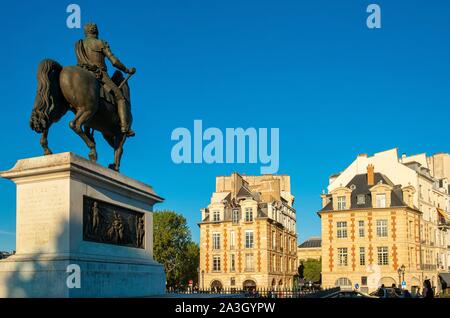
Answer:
[
  {"xmin": 153, "ymin": 210, "xmax": 199, "ymax": 289},
  {"xmin": 299, "ymin": 258, "xmax": 322, "ymax": 283}
]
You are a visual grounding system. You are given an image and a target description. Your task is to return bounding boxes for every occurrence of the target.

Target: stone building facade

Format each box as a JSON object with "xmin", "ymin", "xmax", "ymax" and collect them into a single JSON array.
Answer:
[
  {"xmin": 199, "ymin": 173, "xmax": 297, "ymax": 290},
  {"xmin": 319, "ymin": 149, "xmax": 450, "ymax": 294},
  {"xmin": 297, "ymin": 237, "xmax": 322, "ymax": 263}
]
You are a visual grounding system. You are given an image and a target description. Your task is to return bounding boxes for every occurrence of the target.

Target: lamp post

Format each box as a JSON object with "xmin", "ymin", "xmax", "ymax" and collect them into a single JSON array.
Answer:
[
  {"xmin": 397, "ymin": 264, "xmax": 406, "ymax": 288},
  {"xmin": 401, "ymin": 264, "xmax": 406, "ymax": 287},
  {"xmin": 197, "ymin": 267, "xmax": 200, "ymax": 292},
  {"xmin": 201, "ymin": 270, "xmax": 205, "ymax": 290}
]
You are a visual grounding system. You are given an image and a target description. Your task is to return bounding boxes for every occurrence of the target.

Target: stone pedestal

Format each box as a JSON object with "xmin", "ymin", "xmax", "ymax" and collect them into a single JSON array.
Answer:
[{"xmin": 0, "ymin": 152, "xmax": 166, "ymax": 297}]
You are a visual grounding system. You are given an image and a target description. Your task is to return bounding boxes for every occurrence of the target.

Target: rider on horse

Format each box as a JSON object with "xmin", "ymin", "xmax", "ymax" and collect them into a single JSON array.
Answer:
[{"xmin": 75, "ymin": 23, "xmax": 136, "ymax": 137}]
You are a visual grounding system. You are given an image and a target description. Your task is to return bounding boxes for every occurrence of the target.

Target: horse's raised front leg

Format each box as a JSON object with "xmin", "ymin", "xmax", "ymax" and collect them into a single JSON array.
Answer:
[
  {"xmin": 69, "ymin": 110, "xmax": 97, "ymax": 161},
  {"xmin": 40, "ymin": 128, "xmax": 52, "ymax": 155}
]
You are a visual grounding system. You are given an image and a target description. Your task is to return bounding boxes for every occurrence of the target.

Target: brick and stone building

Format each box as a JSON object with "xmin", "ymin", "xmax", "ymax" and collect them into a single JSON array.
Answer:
[
  {"xmin": 199, "ymin": 172, "xmax": 297, "ymax": 290},
  {"xmin": 319, "ymin": 149, "xmax": 450, "ymax": 294}
]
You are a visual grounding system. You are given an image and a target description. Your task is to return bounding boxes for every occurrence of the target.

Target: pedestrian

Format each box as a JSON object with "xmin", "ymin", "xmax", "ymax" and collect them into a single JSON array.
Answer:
[
  {"xmin": 377, "ymin": 284, "xmax": 386, "ymax": 297},
  {"xmin": 423, "ymin": 279, "xmax": 434, "ymax": 298}
]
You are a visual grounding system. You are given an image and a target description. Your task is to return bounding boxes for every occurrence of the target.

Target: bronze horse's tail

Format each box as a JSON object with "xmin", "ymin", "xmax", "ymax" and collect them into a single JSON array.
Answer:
[{"xmin": 30, "ymin": 59, "xmax": 68, "ymax": 133}]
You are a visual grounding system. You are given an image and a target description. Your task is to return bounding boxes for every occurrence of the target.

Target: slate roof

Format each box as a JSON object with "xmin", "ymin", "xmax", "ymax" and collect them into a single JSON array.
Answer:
[
  {"xmin": 201, "ymin": 185, "xmax": 270, "ymax": 222},
  {"xmin": 321, "ymin": 172, "xmax": 406, "ymax": 211},
  {"xmin": 237, "ymin": 186, "xmax": 253, "ymax": 199},
  {"xmin": 298, "ymin": 237, "xmax": 322, "ymax": 248}
]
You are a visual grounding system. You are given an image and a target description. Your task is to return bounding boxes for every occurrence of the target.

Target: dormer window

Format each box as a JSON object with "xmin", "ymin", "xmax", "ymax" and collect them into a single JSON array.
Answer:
[
  {"xmin": 232, "ymin": 209, "xmax": 240, "ymax": 224},
  {"xmin": 213, "ymin": 210, "xmax": 220, "ymax": 222},
  {"xmin": 376, "ymin": 194, "xmax": 386, "ymax": 208},
  {"xmin": 337, "ymin": 196, "xmax": 346, "ymax": 210},
  {"xmin": 245, "ymin": 208, "xmax": 253, "ymax": 222},
  {"xmin": 357, "ymin": 194, "xmax": 366, "ymax": 205}
]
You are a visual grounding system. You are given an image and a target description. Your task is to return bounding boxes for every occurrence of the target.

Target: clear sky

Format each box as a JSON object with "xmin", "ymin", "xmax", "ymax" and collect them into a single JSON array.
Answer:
[{"xmin": 0, "ymin": 0, "xmax": 449, "ymax": 251}]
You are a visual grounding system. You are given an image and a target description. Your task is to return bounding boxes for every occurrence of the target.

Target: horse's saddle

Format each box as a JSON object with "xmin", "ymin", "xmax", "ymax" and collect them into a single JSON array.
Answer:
[{"xmin": 99, "ymin": 71, "xmax": 130, "ymax": 106}]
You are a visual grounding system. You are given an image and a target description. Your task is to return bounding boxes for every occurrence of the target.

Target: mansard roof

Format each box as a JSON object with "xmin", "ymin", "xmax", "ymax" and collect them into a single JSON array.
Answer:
[
  {"xmin": 320, "ymin": 172, "xmax": 406, "ymax": 211},
  {"xmin": 298, "ymin": 237, "xmax": 321, "ymax": 248}
]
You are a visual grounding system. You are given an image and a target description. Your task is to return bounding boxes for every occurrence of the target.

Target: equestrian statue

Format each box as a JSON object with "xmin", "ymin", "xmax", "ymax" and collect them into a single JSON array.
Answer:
[{"xmin": 30, "ymin": 23, "xmax": 136, "ymax": 171}]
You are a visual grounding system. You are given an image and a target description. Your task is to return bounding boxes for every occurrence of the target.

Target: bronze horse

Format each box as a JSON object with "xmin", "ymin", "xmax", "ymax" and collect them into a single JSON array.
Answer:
[{"xmin": 30, "ymin": 59, "xmax": 131, "ymax": 171}]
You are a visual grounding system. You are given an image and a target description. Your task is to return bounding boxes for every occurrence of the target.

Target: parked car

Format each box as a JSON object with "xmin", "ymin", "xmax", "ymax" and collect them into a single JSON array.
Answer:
[
  {"xmin": 332, "ymin": 291, "xmax": 378, "ymax": 298},
  {"xmin": 370, "ymin": 287, "xmax": 413, "ymax": 298}
]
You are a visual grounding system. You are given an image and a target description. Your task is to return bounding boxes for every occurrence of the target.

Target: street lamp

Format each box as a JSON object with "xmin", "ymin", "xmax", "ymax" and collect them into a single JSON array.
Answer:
[
  {"xmin": 201, "ymin": 270, "xmax": 205, "ymax": 290},
  {"xmin": 397, "ymin": 264, "xmax": 406, "ymax": 288}
]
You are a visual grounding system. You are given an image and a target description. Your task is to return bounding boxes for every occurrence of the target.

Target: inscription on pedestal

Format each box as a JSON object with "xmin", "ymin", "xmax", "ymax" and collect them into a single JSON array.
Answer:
[
  {"xmin": 83, "ymin": 196, "xmax": 145, "ymax": 249},
  {"xmin": 18, "ymin": 184, "xmax": 66, "ymax": 249}
]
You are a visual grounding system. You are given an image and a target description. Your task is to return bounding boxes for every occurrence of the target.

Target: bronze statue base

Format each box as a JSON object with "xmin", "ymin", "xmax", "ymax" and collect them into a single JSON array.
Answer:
[{"xmin": 0, "ymin": 152, "xmax": 165, "ymax": 297}]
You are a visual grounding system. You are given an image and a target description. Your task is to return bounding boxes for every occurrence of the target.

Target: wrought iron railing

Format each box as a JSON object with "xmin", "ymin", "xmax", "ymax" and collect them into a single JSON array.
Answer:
[{"xmin": 166, "ymin": 287, "xmax": 340, "ymax": 298}]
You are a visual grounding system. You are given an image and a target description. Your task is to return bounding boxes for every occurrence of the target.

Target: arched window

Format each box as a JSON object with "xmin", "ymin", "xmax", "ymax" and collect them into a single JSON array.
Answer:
[
  {"xmin": 210, "ymin": 280, "xmax": 223, "ymax": 292},
  {"xmin": 335, "ymin": 277, "xmax": 352, "ymax": 287},
  {"xmin": 243, "ymin": 280, "xmax": 257, "ymax": 291},
  {"xmin": 378, "ymin": 277, "xmax": 396, "ymax": 287}
]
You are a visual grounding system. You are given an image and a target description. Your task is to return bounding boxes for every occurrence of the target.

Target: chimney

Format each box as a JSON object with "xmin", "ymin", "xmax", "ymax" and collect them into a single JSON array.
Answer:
[{"xmin": 367, "ymin": 164, "xmax": 374, "ymax": 186}]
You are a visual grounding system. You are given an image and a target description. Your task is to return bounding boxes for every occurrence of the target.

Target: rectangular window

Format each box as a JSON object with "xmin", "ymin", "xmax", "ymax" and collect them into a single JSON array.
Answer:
[
  {"xmin": 357, "ymin": 194, "xmax": 366, "ymax": 205},
  {"xmin": 213, "ymin": 256, "xmax": 221, "ymax": 271},
  {"xmin": 338, "ymin": 247, "xmax": 348, "ymax": 266},
  {"xmin": 212, "ymin": 233, "xmax": 220, "ymax": 250},
  {"xmin": 230, "ymin": 231, "xmax": 235, "ymax": 249},
  {"xmin": 337, "ymin": 221, "xmax": 348, "ymax": 238},
  {"xmin": 358, "ymin": 220, "xmax": 365, "ymax": 238},
  {"xmin": 361, "ymin": 276, "xmax": 368, "ymax": 286},
  {"xmin": 337, "ymin": 196, "xmax": 346, "ymax": 210},
  {"xmin": 359, "ymin": 247, "xmax": 366, "ymax": 266},
  {"xmin": 230, "ymin": 277, "xmax": 236, "ymax": 286},
  {"xmin": 232, "ymin": 209, "xmax": 240, "ymax": 224},
  {"xmin": 245, "ymin": 253, "xmax": 254, "ymax": 271},
  {"xmin": 245, "ymin": 231, "xmax": 254, "ymax": 248},
  {"xmin": 376, "ymin": 219, "xmax": 388, "ymax": 237},
  {"xmin": 230, "ymin": 254, "xmax": 235, "ymax": 272},
  {"xmin": 376, "ymin": 194, "xmax": 386, "ymax": 208},
  {"xmin": 272, "ymin": 231, "xmax": 276, "ymax": 249},
  {"xmin": 377, "ymin": 247, "xmax": 389, "ymax": 265},
  {"xmin": 213, "ymin": 210, "xmax": 220, "ymax": 222},
  {"xmin": 245, "ymin": 208, "xmax": 253, "ymax": 222}
]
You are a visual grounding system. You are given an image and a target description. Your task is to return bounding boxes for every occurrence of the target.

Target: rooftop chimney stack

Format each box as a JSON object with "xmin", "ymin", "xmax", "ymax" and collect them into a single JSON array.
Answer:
[{"xmin": 367, "ymin": 164, "xmax": 375, "ymax": 186}]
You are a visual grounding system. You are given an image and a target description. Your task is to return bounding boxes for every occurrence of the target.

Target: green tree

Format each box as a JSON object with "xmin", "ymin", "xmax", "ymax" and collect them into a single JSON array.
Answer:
[
  {"xmin": 153, "ymin": 210, "xmax": 199, "ymax": 290},
  {"xmin": 302, "ymin": 258, "xmax": 322, "ymax": 283},
  {"xmin": 180, "ymin": 241, "xmax": 200, "ymax": 286}
]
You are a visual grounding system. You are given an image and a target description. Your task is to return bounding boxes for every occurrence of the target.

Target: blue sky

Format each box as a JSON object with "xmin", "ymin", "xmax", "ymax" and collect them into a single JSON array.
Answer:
[{"xmin": 1, "ymin": 0, "xmax": 449, "ymax": 251}]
